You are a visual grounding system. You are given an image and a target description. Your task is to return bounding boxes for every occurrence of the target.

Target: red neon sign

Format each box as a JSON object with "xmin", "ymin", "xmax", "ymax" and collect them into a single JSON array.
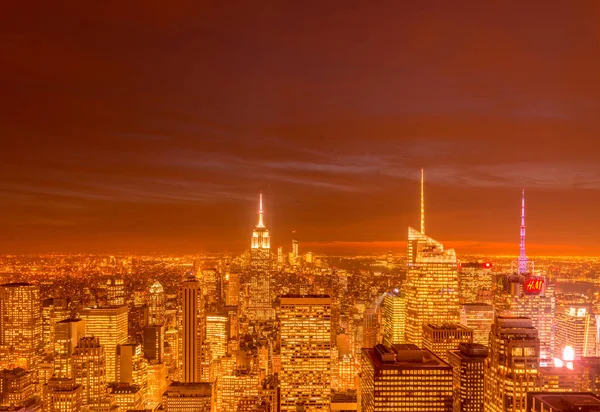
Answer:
[{"xmin": 524, "ymin": 278, "xmax": 544, "ymax": 294}]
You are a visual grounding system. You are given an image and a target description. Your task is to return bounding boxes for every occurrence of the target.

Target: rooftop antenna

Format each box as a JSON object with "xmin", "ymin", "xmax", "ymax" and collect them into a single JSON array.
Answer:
[
  {"xmin": 420, "ymin": 168, "xmax": 425, "ymax": 234},
  {"xmin": 257, "ymin": 191, "xmax": 265, "ymax": 228}
]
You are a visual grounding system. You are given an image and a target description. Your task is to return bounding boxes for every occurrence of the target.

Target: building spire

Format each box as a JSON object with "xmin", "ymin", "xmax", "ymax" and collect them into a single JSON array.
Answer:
[
  {"xmin": 420, "ymin": 168, "xmax": 425, "ymax": 234},
  {"xmin": 257, "ymin": 191, "xmax": 265, "ymax": 228},
  {"xmin": 518, "ymin": 188, "xmax": 527, "ymax": 274}
]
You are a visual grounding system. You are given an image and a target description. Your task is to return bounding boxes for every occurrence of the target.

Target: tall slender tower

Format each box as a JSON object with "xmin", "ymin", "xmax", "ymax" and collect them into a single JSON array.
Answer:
[
  {"xmin": 518, "ymin": 189, "xmax": 528, "ymax": 275},
  {"xmin": 179, "ymin": 274, "xmax": 202, "ymax": 382},
  {"xmin": 404, "ymin": 170, "xmax": 460, "ymax": 346},
  {"xmin": 250, "ymin": 192, "xmax": 271, "ymax": 269},
  {"xmin": 420, "ymin": 168, "xmax": 425, "ymax": 234}
]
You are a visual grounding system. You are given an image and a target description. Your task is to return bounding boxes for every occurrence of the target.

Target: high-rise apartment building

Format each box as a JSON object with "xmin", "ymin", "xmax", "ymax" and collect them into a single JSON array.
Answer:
[
  {"xmin": 484, "ymin": 316, "xmax": 540, "ymax": 412},
  {"xmin": 205, "ymin": 314, "xmax": 227, "ymax": 361},
  {"xmin": 79, "ymin": 306, "xmax": 129, "ymax": 383},
  {"xmin": 0, "ymin": 283, "xmax": 42, "ymax": 371},
  {"xmin": 555, "ymin": 306, "xmax": 597, "ymax": 359},
  {"xmin": 382, "ymin": 290, "xmax": 405, "ymax": 346},
  {"xmin": 460, "ymin": 303, "xmax": 494, "ymax": 346},
  {"xmin": 106, "ymin": 278, "xmax": 126, "ymax": 306},
  {"xmin": 360, "ymin": 343, "xmax": 453, "ymax": 412},
  {"xmin": 179, "ymin": 274, "xmax": 203, "ymax": 383},
  {"xmin": 72, "ymin": 336, "xmax": 108, "ymax": 409},
  {"xmin": 422, "ymin": 323, "xmax": 474, "ymax": 362},
  {"xmin": 148, "ymin": 281, "xmax": 165, "ymax": 326},
  {"xmin": 279, "ymin": 295, "xmax": 331, "ymax": 411},
  {"xmin": 448, "ymin": 343, "xmax": 488, "ymax": 412}
]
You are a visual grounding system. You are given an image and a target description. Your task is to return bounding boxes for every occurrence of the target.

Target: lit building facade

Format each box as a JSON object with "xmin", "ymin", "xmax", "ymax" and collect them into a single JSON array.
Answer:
[
  {"xmin": 42, "ymin": 298, "xmax": 70, "ymax": 356},
  {"xmin": 458, "ymin": 262, "xmax": 493, "ymax": 304},
  {"xmin": 405, "ymin": 228, "xmax": 460, "ymax": 346},
  {"xmin": 225, "ymin": 273, "xmax": 239, "ymax": 306},
  {"xmin": 146, "ymin": 361, "xmax": 168, "ymax": 409},
  {"xmin": 148, "ymin": 281, "xmax": 165, "ymax": 326},
  {"xmin": 179, "ymin": 274, "xmax": 204, "ymax": 383},
  {"xmin": 53, "ymin": 319, "xmax": 85, "ymax": 378},
  {"xmin": 161, "ymin": 382, "xmax": 211, "ymax": 412},
  {"xmin": 106, "ymin": 278, "xmax": 125, "ymax": 306},
  {"xmin": 422, "ymin": 323, "xmax": 473, "ymax": 363},
  {"xmin": 205, "ymin": 314, "xmax": 227, "ymax": 361},
  {"xmin": 0, "ymin": 283, "xmax": 42, "ymax": 371},
  {"xmin": 360, "ymin": 343, "xmax": 453, "ymax": 412},
  {"xmin": 215, "ymin": 371, "xmax": 260, "ymax": 412},
  {"xmin": 279, "ymin": 295, "xmax": 331, "ymax": 411},
  {"xmin": 460, "ymin": 303, "xmax": 494, "ymax": 346},
  {"xmin": 0, "ymin": 367, "xmax": 34, "ymax": 407},
  {"xmin": 555, "ymin": 306, "xmax": 597, "ymax": 359},
  {"xmin": 248, "ymin": 193, "xmax": 273, "ymax": 321},
  {"xmin": 448, "ymin": 343, "xmax": 488, "ymax": 412},
  {"xmin": 80, "ymin": 305, "xmax": 128, "ymax": 383},
  {"xmin": 382, "ymin": 290, "xmax": 405, "ymax": 347},
  {"xmin": 43, "ymin": 378, "xmax": 82, "ymax": 412},
  {"xmin": 484, "ymin": 316, "xmax": 540, "ymax": 412},
  {"xmin": 72, "ymin": 336, "xmax": 108, "ymax": 409}
]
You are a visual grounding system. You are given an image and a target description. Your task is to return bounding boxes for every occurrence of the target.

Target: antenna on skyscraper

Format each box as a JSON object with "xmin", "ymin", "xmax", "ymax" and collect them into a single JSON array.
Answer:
[
  {"xmin": 518, "ymin": 188, "xmax": 527, "ymax": 274},
  {"xmin": 420, "ymin": 169, "xmax": 425, "ymax": 234},
  {"xmin": 257, "ymin": 191, "xmax": 265, "ymax": 228}
]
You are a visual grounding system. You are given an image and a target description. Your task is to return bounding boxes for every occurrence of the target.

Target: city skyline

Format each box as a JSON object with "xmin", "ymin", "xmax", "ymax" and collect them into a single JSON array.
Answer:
[{"xmin": 2, "ymin": 2, "xmax": 600, "ymax": 256}]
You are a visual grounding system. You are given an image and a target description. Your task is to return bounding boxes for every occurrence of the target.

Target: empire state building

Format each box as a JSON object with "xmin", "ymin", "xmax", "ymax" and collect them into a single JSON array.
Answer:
[{"xmin": 250, "ymin": 192, "xmax": 271, "ymax": 269}]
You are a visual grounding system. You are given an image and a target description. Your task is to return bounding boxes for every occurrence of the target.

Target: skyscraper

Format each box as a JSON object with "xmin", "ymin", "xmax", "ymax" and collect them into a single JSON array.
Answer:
[
  {"xmin": 292, "ymin": 230, "xmax": 299, "ymax": 266},
  {"xmin": 555, "ymin": 306, "xmax": 597, "ymax": 359},
  {"xmin": 458, "ymin": 262, "xmax": 493, "ymax": 304},
  {"xmin": 248, "ymin": 192, "xmax": 273, "ymax": 321},
  {"xmin": 205, "ymin": 314, "xmax": 227, "ymax": 361},
  {"xmin": 53, "ymin": 318, "xmax": 85, "ymax": 378},
  {"xmin": 405, "ymin": 170, "xmax": 460, "ymax": 346},
  {"xmin": 448, "ymin": 343, "xmax": 488, "ymax": 412},
  {"xmin": 360, "ymin": 343, "xmax": 453, "ymax": 412},
  {"xmin": 382, "ymin": 290, "xmax": 406, "ymax": 346},
  {"xmin": 42, "ymin": 298, "xmax": 70, "ymax": 356},
  {"xmin": 79, "ymin": 306, "xmax": 129, "ymax": 383},
  {"xmin": 72, "ymin": 336, "xmax": 108, "ymax": 409},
  {"xmin": 0, "ymin": 283, "xmax": 42, "ymax": 372},
  {"xmin": 148, "ymin": 281, "xmax": 165, "ymax": 326},
  {"xmin": 179, "ymin": 274, "xmax": 203, "ymax": 383},
  {"xmin": 279, "ymin": 295, "xmax": 331, "ymax": 411},
  {"xmin": 484, "ymin": 316, "xmax": 540, "ymax": 412}
]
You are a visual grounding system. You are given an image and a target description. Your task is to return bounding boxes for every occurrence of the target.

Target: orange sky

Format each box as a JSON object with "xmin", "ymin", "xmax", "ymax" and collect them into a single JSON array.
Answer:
[{"xmin": 1, "ymin": 2, "xmax": 600, "ymax": 256}]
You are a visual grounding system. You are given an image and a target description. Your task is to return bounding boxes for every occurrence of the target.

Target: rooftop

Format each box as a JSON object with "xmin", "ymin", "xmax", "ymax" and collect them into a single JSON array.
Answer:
[
  {"xmin": 364, "ymin": 344, "xmax": 451, "ymax": 370},
  {"xmin": 529, "ymin": 392, "xmax": 600, "ymax": 411}
]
